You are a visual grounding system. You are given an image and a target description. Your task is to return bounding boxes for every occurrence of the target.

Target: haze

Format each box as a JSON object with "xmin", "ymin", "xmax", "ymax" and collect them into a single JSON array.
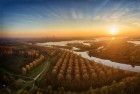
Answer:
[{"xmin": 0, "ymin": 0, "xmax": 140, "ymax": 38}]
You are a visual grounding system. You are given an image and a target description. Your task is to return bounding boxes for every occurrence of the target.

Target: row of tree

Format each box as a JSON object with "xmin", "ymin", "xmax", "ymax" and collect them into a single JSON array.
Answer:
[
  {"xmin": 43, "ymin": 74, "xmax": 140, "ymax": 94},
  {"xmin": 46, "ymin": 49, "xmax": 135, "ymax": 91},
  {"xmin": 22, "ymin": 55, "xmax": 45, "ymax": 75},
  {"xmin": 0, "ymin": 46, "xmax": 39, "ymax": 58}
]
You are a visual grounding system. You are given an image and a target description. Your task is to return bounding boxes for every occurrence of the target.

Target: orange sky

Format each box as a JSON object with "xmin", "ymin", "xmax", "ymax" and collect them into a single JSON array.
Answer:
[{"xmin": 1, "ymin": 22, "xmax": 140, "ymax": 38}]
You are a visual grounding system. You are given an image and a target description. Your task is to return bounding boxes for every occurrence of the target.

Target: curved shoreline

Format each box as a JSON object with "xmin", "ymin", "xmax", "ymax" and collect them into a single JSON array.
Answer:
[
  {"xmin": 36, "ymin": 40, "xmax": 140, "ymax": 73},
  {"xmin": 73, "ymin": 51, "xmax": 140, "ymax": 73}
]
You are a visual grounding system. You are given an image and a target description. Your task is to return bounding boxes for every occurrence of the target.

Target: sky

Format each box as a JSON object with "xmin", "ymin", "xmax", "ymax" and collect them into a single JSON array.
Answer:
[{"xmin": 0, "ymin": 0, "xmax": 140, "ymax": 38}]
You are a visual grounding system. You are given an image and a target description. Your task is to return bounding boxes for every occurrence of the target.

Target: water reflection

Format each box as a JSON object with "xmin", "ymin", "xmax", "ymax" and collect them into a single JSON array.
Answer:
[{"xmin": 74, "ymin": 51, "xmax": 140, "ymax": 73}]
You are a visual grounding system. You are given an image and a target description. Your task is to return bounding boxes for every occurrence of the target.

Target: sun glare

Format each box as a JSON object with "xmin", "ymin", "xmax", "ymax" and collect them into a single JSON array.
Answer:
[{"xmin": 109, "ymin": 25, "xmax": 119, "ymax": 36}]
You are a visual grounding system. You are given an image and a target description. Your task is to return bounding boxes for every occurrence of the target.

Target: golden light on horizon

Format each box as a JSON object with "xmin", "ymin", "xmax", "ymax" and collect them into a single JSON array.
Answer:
[{"xmin": 109, "ymin": 25, "xmax": 119, "ymax": 36}]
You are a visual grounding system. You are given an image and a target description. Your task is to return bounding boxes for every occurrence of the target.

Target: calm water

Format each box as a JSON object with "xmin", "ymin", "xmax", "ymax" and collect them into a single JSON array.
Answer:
[
  {"xmin": 74, "ymin": 51, "xmax": 140, "ymax": 73},
  {"xmin": 127, "ymin": 41, "xmax": 140, "ymax": 45},
  {"xmin": 37, "ymin": 39, "xmax": 140, "ymax": 73}
]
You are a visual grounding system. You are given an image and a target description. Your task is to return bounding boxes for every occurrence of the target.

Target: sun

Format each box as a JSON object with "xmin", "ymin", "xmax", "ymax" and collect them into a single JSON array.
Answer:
[{"xmin": 109, "ymin": 25, "xmax": 119, "ymax": 36}]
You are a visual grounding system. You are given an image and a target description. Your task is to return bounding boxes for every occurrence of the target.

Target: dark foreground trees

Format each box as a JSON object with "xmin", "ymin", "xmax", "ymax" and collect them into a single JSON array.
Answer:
[{"xmin": 46, "ymin": 49, "xmax": 138, "ymax": 93}]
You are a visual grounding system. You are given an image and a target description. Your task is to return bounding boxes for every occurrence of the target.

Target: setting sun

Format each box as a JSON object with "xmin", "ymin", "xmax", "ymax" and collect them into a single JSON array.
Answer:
[
  {"xmin": 0, "ymin": 0, "xmax": 140, "ymax": 94},
  {"xmin": 109, "ymin": 25, "xmax": 119, "ymax": 36}
]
